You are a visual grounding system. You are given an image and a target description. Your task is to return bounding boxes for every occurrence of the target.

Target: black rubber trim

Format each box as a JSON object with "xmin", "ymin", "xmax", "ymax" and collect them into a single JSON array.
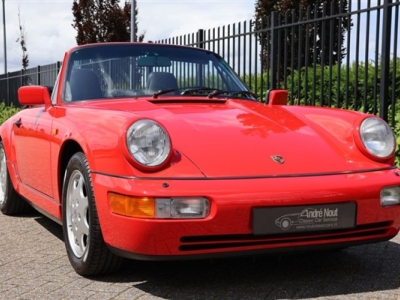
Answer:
[
  {"xmin": 92, "ymin": 166, "xmax": 397, "ymax": 181},
  {"xmin": 107, "ymin": 236, "xmax": 395, "ymax": 261}
]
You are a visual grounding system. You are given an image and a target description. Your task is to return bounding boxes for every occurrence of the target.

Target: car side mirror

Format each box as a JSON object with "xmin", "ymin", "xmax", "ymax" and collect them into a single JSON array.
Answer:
[
  {"xmin": 18, "ymin": 86, "xmax": 52, "ymax": 106},
  {"xmin": 266, "ymin": 89, "xmax": 288, "ymax": 105}
]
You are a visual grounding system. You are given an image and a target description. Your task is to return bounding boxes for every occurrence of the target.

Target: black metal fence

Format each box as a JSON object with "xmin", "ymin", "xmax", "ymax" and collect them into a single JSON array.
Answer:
[
  {"xmin": 158, "ymin": 0, "xmax": 400, "ymax": 125},
  {"xmin": 1, "ymin": 0, "xmax": 399, "ymax": 125},
  {"xmin": 0, "ymin": 62, "xmax": 61, "ymax": 106}
]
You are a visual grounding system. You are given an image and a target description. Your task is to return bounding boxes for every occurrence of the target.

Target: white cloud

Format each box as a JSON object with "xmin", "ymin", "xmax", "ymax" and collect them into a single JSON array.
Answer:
[
  {"xmin": 0, "ymin": 0, "xmax": 255, "ymax": 73},
  {"xmin": 0, "ymin": 1, "xmax": 76, "ymax": 72},
  {"xmin": 137, "ymin": 1, "xmax": 254, "ymax": 41}
]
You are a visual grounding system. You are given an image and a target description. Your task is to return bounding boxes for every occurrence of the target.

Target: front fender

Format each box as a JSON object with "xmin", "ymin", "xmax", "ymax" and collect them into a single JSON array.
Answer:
[
  {"xmin": 0, "ymin": 116, "xmax": 23, "ymax": 192},
  {"xmin": 55, "ymin": 107, "xmax": 205, "ymax": 180}
]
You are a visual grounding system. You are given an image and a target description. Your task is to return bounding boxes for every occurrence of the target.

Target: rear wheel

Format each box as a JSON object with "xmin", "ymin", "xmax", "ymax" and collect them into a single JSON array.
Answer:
[
  {"xmin": 62, "ymin": 152, "xmax": 122, "ymax": 276},
  {"xmin": 0, "ymin": 142, "xmax": 30, "ymax": 215}
]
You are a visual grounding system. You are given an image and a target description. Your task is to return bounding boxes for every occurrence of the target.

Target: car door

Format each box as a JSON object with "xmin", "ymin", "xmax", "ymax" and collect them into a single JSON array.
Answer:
[{"xmin": 13, "ymin": 106, "xmax": 54, "ymax": 198}]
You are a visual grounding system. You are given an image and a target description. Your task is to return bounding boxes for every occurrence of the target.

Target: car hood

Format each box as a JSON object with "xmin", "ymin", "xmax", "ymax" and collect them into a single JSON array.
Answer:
[{"xmin": 90, "ymin": 98, "xmax": 387, "ymax": 177}]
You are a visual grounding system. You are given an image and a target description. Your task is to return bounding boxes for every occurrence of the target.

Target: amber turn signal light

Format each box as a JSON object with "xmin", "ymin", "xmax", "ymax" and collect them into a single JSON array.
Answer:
[{"xmin": 109, "ymin": 193, "xmax": 155, "ymax": 218}]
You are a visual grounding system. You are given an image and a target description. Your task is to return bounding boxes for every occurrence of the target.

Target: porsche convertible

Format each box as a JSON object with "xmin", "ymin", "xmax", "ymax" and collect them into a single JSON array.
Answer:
[{"xmin": 1, "ymin": 42, "xmax": 400, "ymax": 276}]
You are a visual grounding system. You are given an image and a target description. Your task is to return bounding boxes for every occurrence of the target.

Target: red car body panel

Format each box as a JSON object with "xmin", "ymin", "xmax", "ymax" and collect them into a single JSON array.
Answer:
[
  {"xmin": 92, "ymin": 170, "xmax": 400, "ymax": 257},
  {"xmin": 1, "ymin": 42, "xmax": 400, "ymax": 261}
]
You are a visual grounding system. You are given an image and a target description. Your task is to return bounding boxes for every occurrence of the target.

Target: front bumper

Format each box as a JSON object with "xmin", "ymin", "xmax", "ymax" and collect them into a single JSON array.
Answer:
[{"xmin": 92, "ymin": 169, "xmax": 400, "ymax": 259}]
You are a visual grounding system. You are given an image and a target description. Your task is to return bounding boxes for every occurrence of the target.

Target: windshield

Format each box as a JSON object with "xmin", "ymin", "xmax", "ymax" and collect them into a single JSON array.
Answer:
[{"xmin": 62, "ymin": 43, "xmax": 255, "ymax": 102}]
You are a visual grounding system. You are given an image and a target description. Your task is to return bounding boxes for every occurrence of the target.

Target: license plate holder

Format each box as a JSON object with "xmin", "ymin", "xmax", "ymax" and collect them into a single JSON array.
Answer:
[{"xmin": 252, "ymin": 202, "xmax": 356, "ymax": 235}]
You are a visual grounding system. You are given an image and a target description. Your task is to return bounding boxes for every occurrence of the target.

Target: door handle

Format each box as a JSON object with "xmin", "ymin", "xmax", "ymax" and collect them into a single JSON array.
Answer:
[{"xmin": 14, "ymin": 119, "xmax": 22, "ymax": 128}]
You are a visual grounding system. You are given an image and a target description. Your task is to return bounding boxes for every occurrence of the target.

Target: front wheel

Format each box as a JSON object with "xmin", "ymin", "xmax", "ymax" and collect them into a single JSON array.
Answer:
[
  {"xmin": 62, "ymin": 152, "xmax": 122, "ymax": 276},
  {"xmin": 0, "ymin": 142, "xmax": 30, "ymax": 215}
]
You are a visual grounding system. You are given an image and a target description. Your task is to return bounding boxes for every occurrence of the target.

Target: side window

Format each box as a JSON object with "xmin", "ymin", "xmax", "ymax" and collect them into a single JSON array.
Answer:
[{"xmin": 51, "ymin": 71, "xmax": 61, "ymax": 104}]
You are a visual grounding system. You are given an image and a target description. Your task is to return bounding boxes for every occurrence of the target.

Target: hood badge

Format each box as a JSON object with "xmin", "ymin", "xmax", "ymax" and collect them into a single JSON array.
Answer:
[{"xmin": 271, "ymin": 155, "xmax": 285, "ymax": 164}]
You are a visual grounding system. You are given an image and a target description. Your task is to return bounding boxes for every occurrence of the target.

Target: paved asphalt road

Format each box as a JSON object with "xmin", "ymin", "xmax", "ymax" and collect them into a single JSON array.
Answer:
[{"xmin": 1, "ymin": 209, "xmax": 400, "ymax": 300}]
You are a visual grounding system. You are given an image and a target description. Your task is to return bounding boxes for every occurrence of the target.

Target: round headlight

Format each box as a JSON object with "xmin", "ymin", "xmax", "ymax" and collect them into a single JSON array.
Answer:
[
  {"xmin": 360, "ymin": 117, "xmax": 395, "ymax": 158},
  {"xmin": 126, "ymin": 119, "xmax": 171, "ymax": 167}
]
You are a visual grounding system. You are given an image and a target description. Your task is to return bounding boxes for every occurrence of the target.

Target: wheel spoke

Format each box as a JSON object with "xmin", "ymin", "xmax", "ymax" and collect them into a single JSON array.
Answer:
[
  {"xmin": 0, "ymin": 149, "xmax": 7, "ymax": 205},
  {"xmin": 66, "ymin": 170, "xmax": 89, "ymax": 258},
  {"xmin": 62, "ymin": 152, "xmax": 120, "ymax": 275}
]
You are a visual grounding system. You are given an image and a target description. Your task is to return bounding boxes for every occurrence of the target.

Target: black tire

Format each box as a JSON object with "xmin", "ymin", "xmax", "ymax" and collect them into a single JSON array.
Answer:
[
  {"xmin": 62, "ymin": 152, "xmax": 122, "ymax": 276},
  {"xmin": 0, "ymin": 142, "xmax": 30, "ymax": 215}
]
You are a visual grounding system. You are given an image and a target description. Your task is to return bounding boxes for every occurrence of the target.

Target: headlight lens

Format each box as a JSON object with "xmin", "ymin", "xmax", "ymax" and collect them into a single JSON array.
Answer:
[
  {"xmin": 380, "ymin": 186, "xmax": 400, "ymax": 207},
  {"xmin": 360, "ymin": 117, "xmax": 395, "ymax": 158},
  {"xmin": 155, "ymin": 197, "xmax": 210, "ymax": 218},
  {"xmin": 126, "ymin": 119, "xmax": 171, "ymax": 167}
]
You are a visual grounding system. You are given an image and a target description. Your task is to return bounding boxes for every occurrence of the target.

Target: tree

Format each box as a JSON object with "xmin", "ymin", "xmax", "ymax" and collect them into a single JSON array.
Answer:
[
  {"xmin": 254, "ymin": 0, "xmax": 351, "ymax": 75},
  {"xmin": 16, "ymin": 8, "xmax": 28, "ymax": 71},
  {"xmin": 72, "ymin": 0, "xmax": 145, "ymax": 45},
  {"xmin": 16, "ymin": 7, "xmax": 29, "ymax": 84}
]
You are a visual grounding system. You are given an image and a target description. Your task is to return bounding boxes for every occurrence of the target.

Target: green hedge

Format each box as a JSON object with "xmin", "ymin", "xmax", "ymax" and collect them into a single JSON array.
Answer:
[
  {"xmin": 0, "ymin": 103, "xmax": 21, "ymax": 124},
  {"xmin": 284, "ymin": 60, "xmax": 400, "ymax": 110}
]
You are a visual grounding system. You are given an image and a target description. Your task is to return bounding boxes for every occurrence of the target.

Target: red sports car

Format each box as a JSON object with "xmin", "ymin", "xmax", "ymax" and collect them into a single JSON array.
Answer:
[{"xmin": 1, "ymin": 42, "xmax": 400, "ymax": 276}]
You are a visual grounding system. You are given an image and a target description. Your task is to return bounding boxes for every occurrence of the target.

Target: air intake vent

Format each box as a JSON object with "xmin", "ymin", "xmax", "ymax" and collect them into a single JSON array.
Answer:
[{"xmin": 179, "ymin": 221, "xmax": 392, "ymax": 251}]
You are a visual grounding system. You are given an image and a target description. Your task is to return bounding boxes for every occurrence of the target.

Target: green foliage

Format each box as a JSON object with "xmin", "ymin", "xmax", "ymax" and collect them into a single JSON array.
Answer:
[
  {"xmin": 254, "ymin": 0, "xmax": 351, "ymax": 74},
  {"xmin": 0, "ymin": 103, "xmax": 21, "ymax": 125},
  {"xmin": 241, "ymin": 73, "xmax": 270, "ymax": 101},
  {"xmin": 283, "ymin": 59, "xmax": 400, "ymax": 115},
  {"xmin": 389, "ymin": 108, "xmax": 400, "ymax": 166},
  {"xmin": 72, "ymin": 0, "xmax": 145, "ymax": 45}
]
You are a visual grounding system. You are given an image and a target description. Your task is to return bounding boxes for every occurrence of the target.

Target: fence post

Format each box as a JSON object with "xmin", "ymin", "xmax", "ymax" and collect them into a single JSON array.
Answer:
[
  {"xmin": 21, "ymin": 69, "xmax": 23, "ymax": 87},
  {"xmin": 197, "ymin": 29, "xmax": 205, "ymax": 49},
  {"xmin": 6, "ymin": 72, "xmax": 9, "ymax": 106},
  {"xmin": 269, "ymin": 12, "xmax": 278, "ymax": 93},
  {"xmin": 379, "ymin": 0, "xmax": 392, "ymax": 122},
  {"xmin": 37, "ymin": 65, "xmax": 41, "ymax": 85}
]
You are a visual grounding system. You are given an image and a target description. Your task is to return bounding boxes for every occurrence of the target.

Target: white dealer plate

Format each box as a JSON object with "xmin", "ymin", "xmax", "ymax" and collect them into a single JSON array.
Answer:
[{"xmin": 252, "ymin": 202, "xmax": 357, "ymax": 235}]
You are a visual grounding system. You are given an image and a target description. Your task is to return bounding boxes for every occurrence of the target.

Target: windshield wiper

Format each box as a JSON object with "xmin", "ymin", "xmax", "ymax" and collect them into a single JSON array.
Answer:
[
  {"xmin": 153, "ymin": 87, "xmax": 220, "ymax": 98},
  {"xmin": 181, "ymin": 87, "xmax": 223, "ymax": 95},
  {"xmin": 152, "ymin": 89, "xmax": 179, "ymax": 98},
  {"xmin": 208, "ymin": 90, "xmax": 258, "ymax": 100},
  {"xmin": 153, "ymin": 88, "xmax": 258, "ymax": 100}
]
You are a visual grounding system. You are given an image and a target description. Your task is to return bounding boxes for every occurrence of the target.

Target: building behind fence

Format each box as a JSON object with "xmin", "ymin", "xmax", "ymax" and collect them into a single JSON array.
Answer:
[{"xmin": 0, "ymin": 0, "xmax": 399, "ymax": 125}]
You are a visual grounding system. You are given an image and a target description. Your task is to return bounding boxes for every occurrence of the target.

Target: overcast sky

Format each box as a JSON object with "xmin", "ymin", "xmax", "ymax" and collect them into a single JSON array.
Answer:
[{"xmin": 0, "ymin": 0, "xmax": 255, "ymax": 74}]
